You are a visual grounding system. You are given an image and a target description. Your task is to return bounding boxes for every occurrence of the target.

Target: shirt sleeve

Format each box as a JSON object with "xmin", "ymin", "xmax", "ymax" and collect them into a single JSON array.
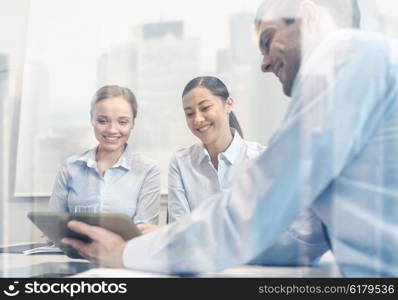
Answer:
[
  {"xmin": 248, "ymin": 210, "xmax": 329, "ymax": 266},
  {"xmin": 48, "ymin": 164, "xmax": 70, "ymax": 212},
  {"xmin": 134, "ymin": 165, "xmax": 161, "ymax": 225},
  {"xmin": 122, "ymin": 32, "xmax": 393, "ymax": 274},
  {"xmin": 243, "ymin": 145, "xmax": 329, "ymax": 266},
  {"xmin": 167, "ymin": 154, "xmax": 191, "ymax": 223}
]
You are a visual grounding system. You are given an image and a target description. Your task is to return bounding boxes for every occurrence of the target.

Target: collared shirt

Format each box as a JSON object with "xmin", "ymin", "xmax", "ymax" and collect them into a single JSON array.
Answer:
[
  {"xmin": 168, "ymin": 131, "xmax": 330, "ymax": 266},
  {"xmin": 49, "ymin": 144, "xmax": 160, "ymax": 224},
  {"xmin": 122, "ymin": 30, "xmax": 398, "ymax": 276},
  {"xmin": 168, "ymin": 131, "xmax": 265, "ymax": 222}
]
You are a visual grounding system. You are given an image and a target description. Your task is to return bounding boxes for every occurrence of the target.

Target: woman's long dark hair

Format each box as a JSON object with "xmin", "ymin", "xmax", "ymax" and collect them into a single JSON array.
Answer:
[{"xmin": 182, "ymin": 76, "xmax": 243, "ymax": 138}]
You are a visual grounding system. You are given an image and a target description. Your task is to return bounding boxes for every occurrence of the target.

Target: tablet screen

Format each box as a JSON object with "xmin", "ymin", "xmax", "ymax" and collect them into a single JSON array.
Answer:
[{"xmin": 27, "ymin": 211, "xmax": 142, "ymax": 258}]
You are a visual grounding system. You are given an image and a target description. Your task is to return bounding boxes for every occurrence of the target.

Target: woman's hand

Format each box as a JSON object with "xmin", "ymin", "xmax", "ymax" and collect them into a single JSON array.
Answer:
[
  {"xmin": 136, "ymin": 224, "xmax": 161, "ymax": 234},
  {"xmin": 62, "ymin": 220, "xmax": 126, "ymax": 268}
]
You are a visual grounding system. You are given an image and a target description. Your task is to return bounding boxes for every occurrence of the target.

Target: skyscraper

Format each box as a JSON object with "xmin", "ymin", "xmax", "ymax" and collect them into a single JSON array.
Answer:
[
  {"xmin": 135, "ymin": 21, "xmax": 200, "ymax": 188},
  {"xmin": 97, "ymin": 43, "xmax": 140, "ymax": 92},
  {"xmin": 96, "ymin": 21, "xmax": 200, "ymax": 189},
  {"xmin": 230, "ymin": 12, "xmax": 258, "ymax": 66},
  {"xmin": 15, "ymin": 61, "xmax": 49, "ymax": 195},
  {"xmin": 143, "ymin": 21, "xmax": 183, "ymax": 40},
  {"xmin": 217, "ymin": 13, "xmax": 289, "ymax": 144}
]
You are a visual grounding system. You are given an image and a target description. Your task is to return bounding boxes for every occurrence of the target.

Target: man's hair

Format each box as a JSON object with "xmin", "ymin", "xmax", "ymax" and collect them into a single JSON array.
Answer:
[{"xmin": 255, "ymin": 0, "xmax": 360, "ymax": 29}]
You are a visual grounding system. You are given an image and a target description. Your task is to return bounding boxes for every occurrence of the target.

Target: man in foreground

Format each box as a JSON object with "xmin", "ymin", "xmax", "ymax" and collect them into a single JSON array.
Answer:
[{"xmin": 63, "ymin": 0, "xmax": 398, "ymax": 276}]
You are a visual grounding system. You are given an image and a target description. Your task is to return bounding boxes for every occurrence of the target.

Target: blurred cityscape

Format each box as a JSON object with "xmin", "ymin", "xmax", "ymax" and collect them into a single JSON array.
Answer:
[
  {"xmin": 14, "ymin": 13, "xmax": 280, "ymax": 195},
  {"xmin": 12, "ymin": 1, "xmax": 398, "ymax": 196}
]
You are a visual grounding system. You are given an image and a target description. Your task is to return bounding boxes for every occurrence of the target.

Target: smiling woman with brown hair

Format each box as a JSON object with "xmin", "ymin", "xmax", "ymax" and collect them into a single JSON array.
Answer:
[{"xmin": 48, "ymin": 85, "xmax": 160, "ymax": 225}]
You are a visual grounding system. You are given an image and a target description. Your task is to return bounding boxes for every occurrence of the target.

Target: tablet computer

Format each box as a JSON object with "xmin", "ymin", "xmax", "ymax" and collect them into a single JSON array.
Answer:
[{"xmin": 27, "ymin": 211, "xmax": 142, "ymax": 259}]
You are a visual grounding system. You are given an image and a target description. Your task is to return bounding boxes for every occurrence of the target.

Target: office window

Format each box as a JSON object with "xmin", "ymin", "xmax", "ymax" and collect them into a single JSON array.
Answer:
[
  {"xmin": 9, "ymin": 0, "xmax": 397, "ymax": 197},
  {"xmin": 13, "ymin": 0, "xmax": 292, "ymax": 196}
]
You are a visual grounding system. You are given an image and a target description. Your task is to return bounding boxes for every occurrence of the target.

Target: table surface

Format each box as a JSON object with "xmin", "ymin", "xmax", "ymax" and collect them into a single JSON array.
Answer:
[{"xmin": 0, "ymin": 250, "xmax": 341, "ymax": 278}]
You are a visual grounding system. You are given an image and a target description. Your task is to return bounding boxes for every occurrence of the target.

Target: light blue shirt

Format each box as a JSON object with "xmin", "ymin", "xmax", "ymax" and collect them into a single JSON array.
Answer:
[
  {"xmin": 49, "ymin": 144, "xmax": 160, "ymax": 224},
  {"xmin": 122, "ymin": 30, "xmax": 398, "ymax": 276},
  {"xmin": 168, "ymin": 131, "xmax": 265, "ymax": 222},
  {"xmin": 168, "ymin": 131, "xmax": 329, "ymax": 266}
]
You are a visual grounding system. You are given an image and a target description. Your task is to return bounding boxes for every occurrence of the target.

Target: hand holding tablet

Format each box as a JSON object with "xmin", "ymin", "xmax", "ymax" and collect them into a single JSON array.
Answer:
[{"xmin": 27, "ymin": 212, "xmax": 141, "ymax": 259}]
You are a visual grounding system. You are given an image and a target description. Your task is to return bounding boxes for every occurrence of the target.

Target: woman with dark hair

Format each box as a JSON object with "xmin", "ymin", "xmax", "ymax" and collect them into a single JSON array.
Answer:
[
  {"xmin": 49, "ymin": 85, "xmax": 160, "ymax": 225},
  {"xmin": 137, "ymin": 76, "xmax": 263, "ymax": 234},
  {"xmin": 166, "ymin": 76, "xmax": 265, "ymax": 222}
]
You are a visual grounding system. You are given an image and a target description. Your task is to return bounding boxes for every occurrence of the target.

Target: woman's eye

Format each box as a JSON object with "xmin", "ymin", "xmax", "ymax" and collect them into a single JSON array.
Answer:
[
  {"xmin": 202, "ymin": 106, "xmax": 211, "ymax": 111},
  {"xmin": 119, "ymin": 120, "xmax": 130, "ymax": 126},
  {"xmin": 97, "ymin": 119, "xmax": 107, "ymax": 124},
  {"xmin": 186, "ymin": 113, "xmax": 193, "ymax": 118}
]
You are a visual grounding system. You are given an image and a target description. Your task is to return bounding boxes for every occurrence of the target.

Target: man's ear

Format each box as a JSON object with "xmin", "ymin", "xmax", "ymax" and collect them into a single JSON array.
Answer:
[
  {"xmin": 296, "ymin": 0, "xmax": 319, "ymax": 32},
  {"xmin": 296, "ymin": 0, "xmax": 337, "ymax": 41}
]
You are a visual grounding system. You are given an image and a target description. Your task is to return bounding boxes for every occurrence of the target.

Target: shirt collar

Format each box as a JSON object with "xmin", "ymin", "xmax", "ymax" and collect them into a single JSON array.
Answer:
[
  {"xmin": 76, "ymin": 143, "xmax": 132, "ymax": 171},
  {"xmin": 220, "ymin": 129, "xmax": 244, "ymax": 165},
  {"xmin": 113, "ymin": 144, "xmax": 133, "ymax": 171},
  {"xmin": 198, "ymin": 129, "xmax": 244, "ymax": 165},
  {"xmin": 76, "ymin": 147, "xmax": 97, "ymax": 168}
]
